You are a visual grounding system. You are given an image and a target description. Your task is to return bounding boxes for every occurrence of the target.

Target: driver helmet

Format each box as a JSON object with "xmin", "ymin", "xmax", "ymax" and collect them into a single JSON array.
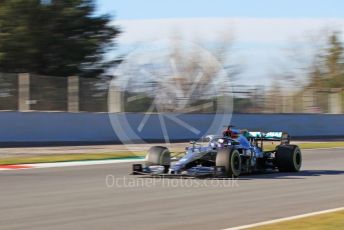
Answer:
[{"xmin": 223, "ymin": 126, "xmax": 240, "ymax": 139}]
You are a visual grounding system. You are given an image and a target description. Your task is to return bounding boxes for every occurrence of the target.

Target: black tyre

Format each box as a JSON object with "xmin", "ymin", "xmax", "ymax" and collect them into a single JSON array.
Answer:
[
  {"xmin": 216, "ymin": 148, "xmax": 241, "ymax": 177},
  {"xmin": 145, "ymin": 146, "xmax": 171, "ymax": 167},
  {"xmin": 275, "ymin": 145, "xmax": 302, "ymax": 172}
]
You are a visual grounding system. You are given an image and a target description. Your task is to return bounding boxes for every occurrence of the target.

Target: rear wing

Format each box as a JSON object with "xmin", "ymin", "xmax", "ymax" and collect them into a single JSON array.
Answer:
[{"xmin": 248, "ymin": 132, "xmax": 290, "ymax": 144}]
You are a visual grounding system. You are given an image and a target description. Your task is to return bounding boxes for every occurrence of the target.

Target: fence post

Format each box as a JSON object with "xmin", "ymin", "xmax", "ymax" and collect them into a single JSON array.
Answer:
[
  {"xmin": 18, "ymin": 73, "xmax": 30, "ymax": 111},
  {"xmin": 68, "ymin": 76, "xmax": 79, "ymax": 112},
  {"xmin": 342, "ymin": 89, "xmax": 344, "ymax": 114},
  {"xmin": 302, "ymin": 88, "xmax": 315, "ymax": 113},
  {"xmin": 328, "ymin": 89, "xmax": 342, "ymax": 114},
  {"xmin": 108, "ymin": 84, "xmax": 123, "ymax": 113},
  {"xmin": 282, "ymin": 94, "xmax": 288, "ymax": 113},
  {"xmin": 288, "ymin": 92, "xmax": 294, "ymax": 113}
]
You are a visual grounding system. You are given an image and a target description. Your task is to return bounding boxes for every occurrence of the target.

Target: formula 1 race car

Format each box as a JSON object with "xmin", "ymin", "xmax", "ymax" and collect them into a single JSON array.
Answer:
[{"xmin": 132, "ymin": 126, "xmax": 302, "ymax": 178}]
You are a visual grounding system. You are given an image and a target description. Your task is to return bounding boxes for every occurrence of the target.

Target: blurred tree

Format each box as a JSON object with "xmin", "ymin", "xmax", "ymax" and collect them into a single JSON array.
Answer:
[
  {"xmin": 325, "ymin": 33, "xmax": 343, "ymax": 75},
  {"xmin": 306, "ymin": 31, "xmax": 344, "ymax": 88},
  {"xmin": 0, "ymin": 0, "xmax": 120, "ymax": 77},
  {"xmin": 163, "ymin": 32, "xmax": 239, "ymax": 112},
  {"xmin": 322, "ymin": 32, "xmax": 344, "ymax": 87}
]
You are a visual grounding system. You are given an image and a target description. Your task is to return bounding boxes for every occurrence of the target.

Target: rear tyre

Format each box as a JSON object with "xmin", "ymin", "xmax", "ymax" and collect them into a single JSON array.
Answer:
[
  {"xmin": 216, "ymin": 148, "xmax": 241, "ymax": 177},
  {"xmin": 275, "ymin": 145, "xmax": 302, "ymax": 172},
  {"xmin": 145, "ymin": 146, "xmax": 170, "ymax": 171}
]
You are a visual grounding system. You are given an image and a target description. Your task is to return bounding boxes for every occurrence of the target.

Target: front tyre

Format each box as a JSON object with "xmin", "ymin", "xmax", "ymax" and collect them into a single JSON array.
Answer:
[
  {"xmin": 216, "ymin": 148, "xmax": 241, "ymax": 177},
  {"xmin": 275, "ymin": 145, "xmax": 302, "ymax": 172},
  {"xmin": 145, "ymin": 146, "xmax": 171, "ymax": 172}
]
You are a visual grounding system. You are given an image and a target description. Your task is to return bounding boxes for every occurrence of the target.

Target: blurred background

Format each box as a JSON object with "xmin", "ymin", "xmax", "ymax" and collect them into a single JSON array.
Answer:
[{"xmin": 0, "ymin": 0, "xmax": 343, "ymax": 115}]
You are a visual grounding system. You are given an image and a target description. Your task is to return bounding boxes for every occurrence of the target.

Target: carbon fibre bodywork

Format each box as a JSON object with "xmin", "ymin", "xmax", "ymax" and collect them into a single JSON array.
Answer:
[{"xmin": 132, "ymin": 130, "xmax": 301, "ymax": 177}]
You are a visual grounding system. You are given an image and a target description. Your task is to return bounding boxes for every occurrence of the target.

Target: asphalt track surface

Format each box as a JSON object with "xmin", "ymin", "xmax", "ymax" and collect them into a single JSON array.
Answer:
[{"xmin": 1, "ymin": 148, "xmax": 344, "ymax": 230}]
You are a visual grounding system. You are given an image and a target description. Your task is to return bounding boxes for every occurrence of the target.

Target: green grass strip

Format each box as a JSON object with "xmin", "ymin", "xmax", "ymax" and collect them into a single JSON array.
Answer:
[{"xmin": 248, "ymin": 210, "xmax": 344, "ymax": 230}]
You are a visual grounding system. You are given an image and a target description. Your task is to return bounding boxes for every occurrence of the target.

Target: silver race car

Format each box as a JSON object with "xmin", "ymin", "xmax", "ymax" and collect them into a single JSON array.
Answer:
[{"xmin": 132, "ymin": 126, "xmax": 302, "ymax": 178}]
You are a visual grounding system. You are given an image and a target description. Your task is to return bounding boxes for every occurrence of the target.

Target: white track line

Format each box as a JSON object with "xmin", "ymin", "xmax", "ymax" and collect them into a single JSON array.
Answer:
[
  {"xmin": 224, "ymin": 207, "xmax": 344, "ymax": 230},
  {"xmin": 0, "ymin": 158, "xmax": 143, "ymax": 171}
]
